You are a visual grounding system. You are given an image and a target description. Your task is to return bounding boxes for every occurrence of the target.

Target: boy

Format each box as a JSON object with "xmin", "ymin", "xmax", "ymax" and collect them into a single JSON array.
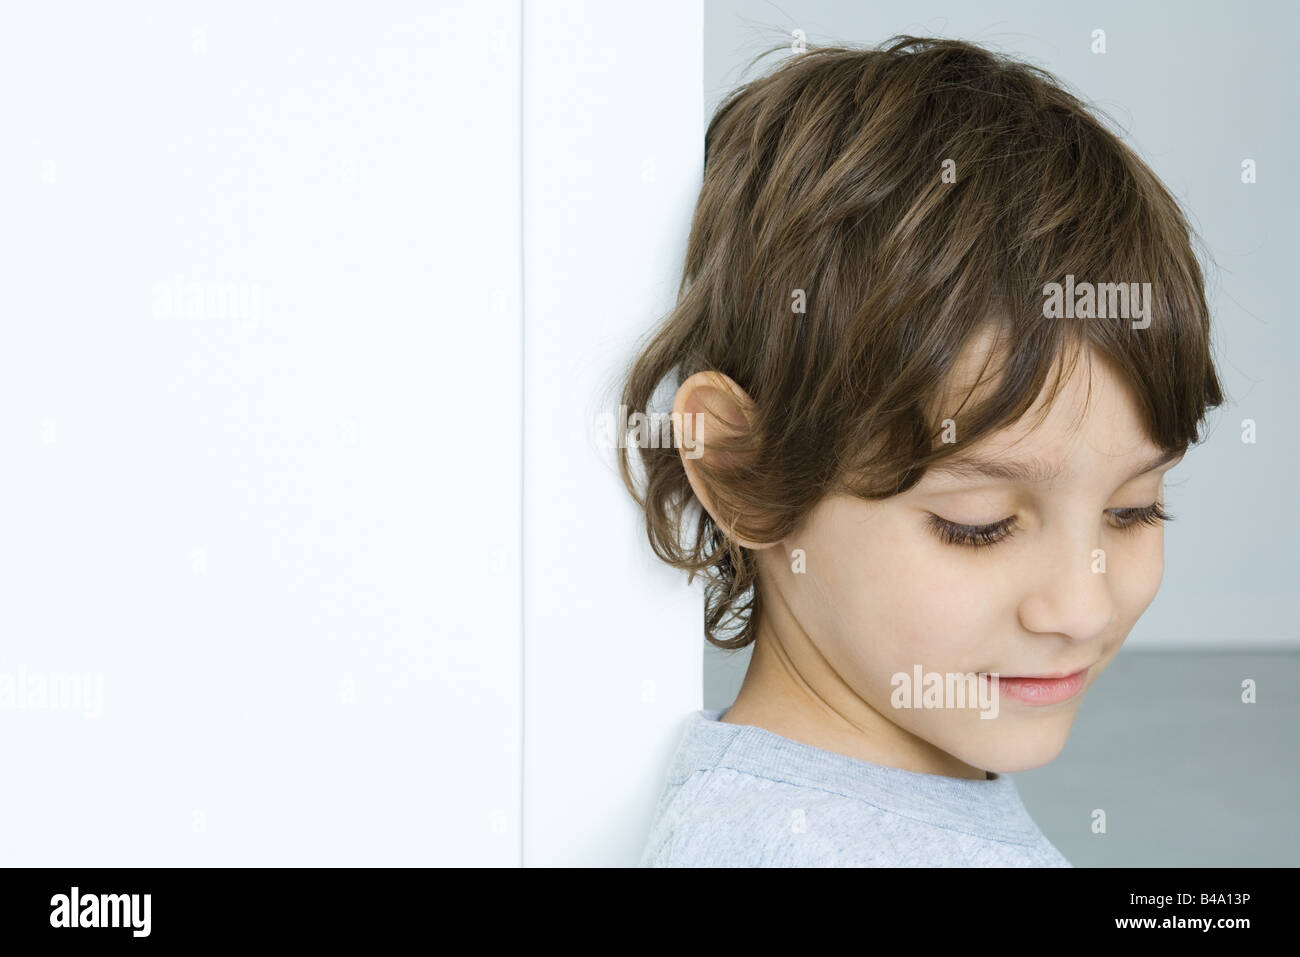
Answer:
[{"xmin": 618, "ymin": 36, "xmax": 1223, "ymax": 866}]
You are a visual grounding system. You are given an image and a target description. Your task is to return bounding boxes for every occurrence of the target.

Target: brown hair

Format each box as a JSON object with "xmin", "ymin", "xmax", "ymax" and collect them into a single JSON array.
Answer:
[{"xmin": 615, "ymin": 36, "xmax": 1225, "ymax": 650}]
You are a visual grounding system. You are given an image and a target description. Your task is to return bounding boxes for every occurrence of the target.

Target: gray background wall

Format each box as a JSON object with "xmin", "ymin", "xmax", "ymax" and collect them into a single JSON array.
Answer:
[{"xmin": 702, "ymin": 0, "xmax": 1298, "ymax": 865}]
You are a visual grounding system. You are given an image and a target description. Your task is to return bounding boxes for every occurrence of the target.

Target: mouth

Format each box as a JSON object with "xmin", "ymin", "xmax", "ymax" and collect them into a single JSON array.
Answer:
[{"xmin": 981, "ymin": 668, "xmax": 1089, "ymax": 705}]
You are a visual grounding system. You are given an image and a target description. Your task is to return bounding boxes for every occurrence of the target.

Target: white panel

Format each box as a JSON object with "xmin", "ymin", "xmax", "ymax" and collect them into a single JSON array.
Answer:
[
  {"xmin": 0, "ymin": 0, "xmax": 522, "ymax": 865},
  {"xmin": 523, "ymin": 0, "xmax": 705, "ymax": 865}
]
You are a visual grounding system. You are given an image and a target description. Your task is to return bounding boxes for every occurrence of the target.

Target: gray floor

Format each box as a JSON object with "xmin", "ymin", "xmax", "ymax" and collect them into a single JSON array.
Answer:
[{"xmin": 704, "ymin": 646, "xmax": 1299, "ymax": 866}]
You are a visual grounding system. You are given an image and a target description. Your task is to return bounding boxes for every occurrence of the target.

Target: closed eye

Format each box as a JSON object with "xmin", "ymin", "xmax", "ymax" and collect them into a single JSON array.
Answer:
[
  {"xmin": 1107, "ymin": 501, "xmax": 1173, "ymax": 530},
  {"xmin": 927, "ymin": 502, "xmax": 1173, "ymax": 549},
  {"xmin": 926, "ymin": 514, "xmax": 1017, "ymax": 548}
]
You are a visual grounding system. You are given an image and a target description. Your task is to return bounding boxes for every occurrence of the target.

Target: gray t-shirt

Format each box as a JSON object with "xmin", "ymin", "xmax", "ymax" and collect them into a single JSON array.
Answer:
[{"xmin": 639, "ymin": 708, "xmax": 1072, "ymax": 867}]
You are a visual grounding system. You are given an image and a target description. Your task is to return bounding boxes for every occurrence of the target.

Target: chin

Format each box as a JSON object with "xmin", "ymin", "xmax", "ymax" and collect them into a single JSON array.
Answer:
[{"xmin": 947, "ymin": 713, "xmax": 1078, "ymax": 775}]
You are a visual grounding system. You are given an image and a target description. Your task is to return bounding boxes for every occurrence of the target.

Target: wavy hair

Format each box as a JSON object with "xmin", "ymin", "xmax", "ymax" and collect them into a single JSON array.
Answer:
[{"xmin": 615, "ymin": 36, "xmax": 1225, "ymax": 650}]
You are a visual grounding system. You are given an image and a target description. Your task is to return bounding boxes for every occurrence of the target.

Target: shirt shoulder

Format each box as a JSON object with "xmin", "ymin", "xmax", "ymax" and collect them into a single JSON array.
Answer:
[
  {"xmin": 642, "ymin": 764, "xmax": 1071, "ymax": 867},
  {"xmin": 638, "ymin": 710, "xmax": 1072, "ymax": 868},
  {"xmin": 641, "ymin": 765, "xmax": 899, "ymax": 867}
]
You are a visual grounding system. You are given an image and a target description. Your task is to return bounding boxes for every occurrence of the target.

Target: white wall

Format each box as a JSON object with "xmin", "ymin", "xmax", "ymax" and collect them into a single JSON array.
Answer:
[
  {"xmin": 522, "ymin": 0, "xmax": 705, "ymax": 867},
  {"xmin": 0, "ymin": 1, "xmax": 526, "ymax": 865},
  {"xmin": 0, "ymin": 0, "xmax": 706, "ymax": 867}
]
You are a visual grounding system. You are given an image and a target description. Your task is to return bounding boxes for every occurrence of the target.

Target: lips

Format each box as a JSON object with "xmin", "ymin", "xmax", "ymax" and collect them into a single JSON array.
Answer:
[{"xmin": 983, "ymin": 668, "xmax": 1088, "ymax": 705}]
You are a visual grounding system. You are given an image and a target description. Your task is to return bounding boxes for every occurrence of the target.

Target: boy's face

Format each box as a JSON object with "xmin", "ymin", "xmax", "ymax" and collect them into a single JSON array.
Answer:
[{"xmin": 759, "ymin": 334, "xmax": 1180, "ymax": 774}]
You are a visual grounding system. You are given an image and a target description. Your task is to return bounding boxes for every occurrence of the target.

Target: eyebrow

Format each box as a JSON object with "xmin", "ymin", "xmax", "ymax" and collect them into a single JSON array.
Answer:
[{"xmin": 925, "ymin": 448, "xmax": 1185, "ymax": 485}]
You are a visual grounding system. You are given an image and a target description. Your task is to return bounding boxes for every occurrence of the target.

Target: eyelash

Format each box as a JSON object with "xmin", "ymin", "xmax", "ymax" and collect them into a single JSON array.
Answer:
[{"xmin": 927, "ymin": 502, "xmax": 1173, "ymax": 549}]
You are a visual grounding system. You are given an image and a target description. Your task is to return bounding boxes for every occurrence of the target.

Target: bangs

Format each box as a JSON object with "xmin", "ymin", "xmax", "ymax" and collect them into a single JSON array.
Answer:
[{"xmin": 822, "ymin": 55, "xmax": 1222, "ymax": 500}]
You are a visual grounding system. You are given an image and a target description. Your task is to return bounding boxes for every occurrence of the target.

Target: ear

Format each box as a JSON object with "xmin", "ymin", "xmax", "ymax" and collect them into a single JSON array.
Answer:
[{"xmin": 671, "ymin": 370, "xmax": 777, "ymax": 550}]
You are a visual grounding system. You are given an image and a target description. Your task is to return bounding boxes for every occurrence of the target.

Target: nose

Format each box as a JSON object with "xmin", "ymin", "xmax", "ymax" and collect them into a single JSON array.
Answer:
[{"xmin": 1016, "ymin": 524, "xmax": 1116, "ymax": 642}]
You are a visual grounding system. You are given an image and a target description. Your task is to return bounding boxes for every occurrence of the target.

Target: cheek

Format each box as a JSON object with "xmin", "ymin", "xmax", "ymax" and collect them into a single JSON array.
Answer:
[
  {"xmin": 802, "ymin": 525, "xmax": 1000, "ymax": 675},
  {"xmin": 890, "ymin": 550, "xmax": 1010, "ymax": 664},
  {"xmin": 1111, "ymin": 528, "xmax": 1166, "ymax": 619}
]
